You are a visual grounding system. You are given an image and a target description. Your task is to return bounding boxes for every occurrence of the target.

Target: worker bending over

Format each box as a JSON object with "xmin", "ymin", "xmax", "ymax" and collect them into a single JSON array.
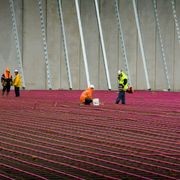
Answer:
[{"xmin": 80, "ymin": 84, "xmax": 95, "ymax": 105}]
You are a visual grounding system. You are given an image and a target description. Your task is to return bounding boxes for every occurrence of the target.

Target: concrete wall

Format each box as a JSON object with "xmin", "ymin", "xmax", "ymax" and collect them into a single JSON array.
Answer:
[
  {"xmin": 0, "ymin": 0, "xmax": 19, "ymax": 76},
  {"xmin": 0, "ymin": 0, "xmax": 180, "ymax": 91}
]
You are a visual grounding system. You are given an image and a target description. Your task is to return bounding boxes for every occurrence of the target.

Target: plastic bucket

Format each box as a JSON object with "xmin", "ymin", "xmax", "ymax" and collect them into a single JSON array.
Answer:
[{"xmin": 93, "ymin": 98, "xmax": 100, "ymax": 106}]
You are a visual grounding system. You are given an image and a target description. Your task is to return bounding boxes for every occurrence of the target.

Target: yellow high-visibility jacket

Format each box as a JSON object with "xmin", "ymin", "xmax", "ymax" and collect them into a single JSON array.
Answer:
[
  {"xmin": 13, "ymin": 74, "xmax": 22, "ymax": 87},
  {"xmin": 118, "ymin": 71, "xmax": 128, "ymax": 91}
]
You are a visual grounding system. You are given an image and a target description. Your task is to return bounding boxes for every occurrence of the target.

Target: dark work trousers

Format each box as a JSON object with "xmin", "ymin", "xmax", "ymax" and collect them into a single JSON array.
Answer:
[
  {"xmin": 15, "ymin": 86, "xmax": 20, "ymax": 97},
  {"xmin": 116, "ymin": 91, "xmax": 125, "ymax": 104},
  {"xmin": 2, "ymin": 85, "xmax": 11, "ymax": 96},
  {"xmin": 84, "ymin": 98, "xmax": 93, "ymax": 105}
]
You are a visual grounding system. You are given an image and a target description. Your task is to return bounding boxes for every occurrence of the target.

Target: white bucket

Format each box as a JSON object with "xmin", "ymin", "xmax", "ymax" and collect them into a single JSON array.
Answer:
[{"xmin": 93, "ymin": 98, "xmax": 100, "ymax": 106}]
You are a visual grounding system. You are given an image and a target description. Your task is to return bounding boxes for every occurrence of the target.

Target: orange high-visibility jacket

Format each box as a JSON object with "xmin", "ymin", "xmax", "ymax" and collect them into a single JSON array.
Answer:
[
  {"xmin": 80, "ymin": 88, "xmax": 94, "ymax": 103},
  {"xmin": 4, "ymin": 68, "xmax": 12, "ymax": 79}
]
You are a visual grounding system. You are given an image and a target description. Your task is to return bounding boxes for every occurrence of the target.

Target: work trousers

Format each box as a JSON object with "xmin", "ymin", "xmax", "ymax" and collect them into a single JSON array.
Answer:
[
  {"xmin": 84, "ymin": 98, "xmax": 92, "ymax": 105},
  {"xmin": 116, "ymin": 91, "xmax": 125, "ymax": 104},
  {"xmin": 2, "ymin": 85, "xmax": 11, "ymax": 95},
  {"xmin": 15, "ymin": 86, "xmax": 20, "ymax": 97}
]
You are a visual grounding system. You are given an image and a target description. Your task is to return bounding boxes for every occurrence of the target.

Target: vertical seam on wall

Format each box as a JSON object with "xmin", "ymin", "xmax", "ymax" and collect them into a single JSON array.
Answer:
[
  {"xmin": 46, "ymin": 0, "xmax": 48, "ymax": 89},
  {"xmin": 98, "ymin": 0, "xmax": 100, "ymax": 89},
  {"xmin": 79, "ymin": 0, "xmax": 81, "ymax": 89},
  {"xmin": 135, "ymin": 0, "xmax": 138, "ymax": 90},
  {"xmin": 154, "ymin": 0, "xmax": 157, "ymax": 90},
  {"xmin": 117, "ymin": 0, "xmax": 120, "ymax": 74},
  {"xmin": 155, "ymin": 22, "xmax": 156, "ymax": 90},
  {"xmin": 154, "ymin": 16, "xmax": 156, "ymax": 90},
  {"xmin": 59, "ymin": 0, "xmax": 62, "ymax": 89},
  {"xmin": 173, "ymin": 0, "xmax": 176, "ymax": 91},
  {"xmin": 22, "ymin": 0, "xmax": 24, "ymax": 67}
]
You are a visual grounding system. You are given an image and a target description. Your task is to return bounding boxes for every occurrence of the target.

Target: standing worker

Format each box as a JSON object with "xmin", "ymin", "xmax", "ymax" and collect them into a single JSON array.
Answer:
[
  {"xmin": 115, "ymin": 70, "xmax": 128, "ymax": 104},
  {"xmin": 80, "ymin": 85, "xmax": 95, "ymax": 105},
  {"xmin": 13, "ymin": 69, "xmax": 22, "ymax": 97},
  {"xmin": 1, "ymin": 67, "xmax": 13, "ymax": 96}
]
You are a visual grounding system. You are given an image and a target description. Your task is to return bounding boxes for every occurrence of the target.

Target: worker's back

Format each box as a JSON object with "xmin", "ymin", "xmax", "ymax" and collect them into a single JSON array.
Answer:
[{"xmin": 80, "ymin": 88, "xmax": 94, "ymax": 103}]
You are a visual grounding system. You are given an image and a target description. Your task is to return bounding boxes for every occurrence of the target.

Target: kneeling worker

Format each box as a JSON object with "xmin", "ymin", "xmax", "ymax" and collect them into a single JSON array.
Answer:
[{"xmin": 80, "ymin": 84, "xmax": 95, "ymax": 105}]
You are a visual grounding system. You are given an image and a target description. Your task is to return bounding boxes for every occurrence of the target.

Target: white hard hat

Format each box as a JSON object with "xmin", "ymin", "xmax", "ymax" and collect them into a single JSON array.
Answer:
[
  {"xmin": 118, "ymin": 70, "xmax": 121, "ymax": 74},
  {"xmin": 14, "ymin": 69, "xmax": 18, "ymax": 72},
  {"xmin": 89, "ymin": 84, "xmax": 95, "ymax": 89}
]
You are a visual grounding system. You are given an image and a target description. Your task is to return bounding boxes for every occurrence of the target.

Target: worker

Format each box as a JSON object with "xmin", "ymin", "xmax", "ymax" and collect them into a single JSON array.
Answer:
[
  {"xmin": 1, "ymin": 67, "xmax": 13, "ymax": 96},
  {"xmin": 13, "ymin": 69, "xmax": 22, "ymax": 97},
  {"xmin": 80, "ymin": 84, "xmax": 95, "ymax": 105},
  {"xmin": 115, "ymin": 70, "xmax": 128, "ymax": 104}
]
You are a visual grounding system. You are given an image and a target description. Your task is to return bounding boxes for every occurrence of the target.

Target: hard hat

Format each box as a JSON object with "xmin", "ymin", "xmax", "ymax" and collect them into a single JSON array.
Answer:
[
  {"xmin": 118, "ymin": 70, "xmax": 121, "ymax": 74},
  {"xmin": 14, "ymin": 69, "xmax": 18, "ymax": 73},
  {"xmin": 89, "ymin": 84, "xmax": 95, "ymax": 89}
]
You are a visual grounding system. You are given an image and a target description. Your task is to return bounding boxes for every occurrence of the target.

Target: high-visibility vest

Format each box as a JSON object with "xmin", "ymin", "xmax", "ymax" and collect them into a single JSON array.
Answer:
[{"xmin": 118, "ymin": 71, "xmax": 128, "ymax": 91}]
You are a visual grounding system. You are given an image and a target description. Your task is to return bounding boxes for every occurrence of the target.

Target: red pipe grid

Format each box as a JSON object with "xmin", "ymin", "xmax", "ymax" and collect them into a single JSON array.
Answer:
[{"xmin": 0, "ymin": 90, "xmax": 180, "ymax": 179}]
